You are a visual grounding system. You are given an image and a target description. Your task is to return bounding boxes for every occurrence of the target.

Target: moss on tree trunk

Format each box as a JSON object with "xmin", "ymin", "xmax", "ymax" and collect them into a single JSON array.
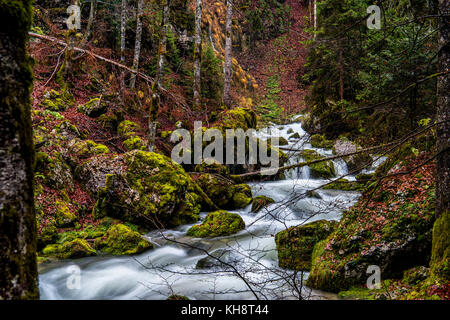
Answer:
[{"xmin": 0, "ymin": 0, "xmax": 39, "ymax": 299}]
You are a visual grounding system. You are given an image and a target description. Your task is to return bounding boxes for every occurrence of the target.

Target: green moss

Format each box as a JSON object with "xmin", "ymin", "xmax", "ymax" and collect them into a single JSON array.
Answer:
[
  {"xmin": 310, "ymin": 134, "xmax": 333, "ymax": 149},
  {"xmin": 278, "ymin": 137, "xmax": 289, "ymax": 146},
  {"xmin": 251, "ymin": 195, "xmax": 275, "ymax": 213},
  {"xmin": 301, "ymin": 149, "xmax": 336, "ymax": 178},
  {"xmin": 69, "ymin": 139, "xmax": 110, "ymax": 159},
  {"xmin": 42, "ymin": 239, "xmax": 96, "ymax": 259},
  {"xmin": 167, "ymin": 294, "xmax": 190, "ymax": 300},
  {"xmin": 77, "ymin": 98, "xmax": 107, "ymax": 117},
  {"xmin": 187, "ymin": 210, "xmax": 245, "ymax": 238},
  {"xmin": 123, "ymin": 135, "xmax": 147, "ymax": 151},
  {"xmin": 220, "ymin": 108, "xmax": 257, "ymax": 131},
  {"xmin": 275, "ymin": 220, "xmax": 337, "ymax": 271},
  {"xmin": 289, "ymin": 132, "xmax": 301, "ymax": 139},
  {"xmin": 55, "ymin": 200, "xmax": 77, "ymax": 227},
  {"xmin": 118, "ymin": 120, "xmax": 141, "ymax": 138},
  {"xmin": 94, "ymin": 224, "xmax": 153, "ymax": 256},
  {"xmin": 232, "ymin": 184, "xmax": 253, "ymax": 209},
  {"xmin": 39, "ymin": 90, "xmax": 73, "ymax": 112},
  {"xmin": 430, "ymin": 210, "xmax": 450, "ymax": 280},
  {"xmin": 194, "ymin": 161, "xmax": 230, "ymax": 176},
  {"xmin": 37, "ymin": 224, "xmax": 58, "ymax": 250},
  {"xmin": 322, "ymin": 178, "xmax": 363, "ymax": 191}
]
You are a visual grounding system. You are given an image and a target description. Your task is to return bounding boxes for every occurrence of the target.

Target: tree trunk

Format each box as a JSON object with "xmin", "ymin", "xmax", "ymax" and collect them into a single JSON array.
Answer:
[
  {"xmin": 431, "ymin": 0, "xmax": 450, "ymax": 280},
  {"xmin": 148, "ymin": 0, "xmax": 170, "ymax": 151},
  {"xmin": 314, "ymin": 0, "xmax": 317, "ymax": 39},
  {"xmin": 120, "ymin": 0, "xmax": 127, "ymax": 92},
  {"xmin": 339, "ymin": 39, "xmax": 344, "ymax": 100},
  {"xmin": 193, "ymin": 0, "xmax": 203, "ymax": 111},
  {"xmin": 130, "ymin": 0, "xmax": 144, "ymax": 89},
  {"xmin": 80, "ymin": 0, "xmax": 97, "ymax": 47},
  {"xmin": 62, "ymin": 0, "xmax": 80, "ymax": 83},
  {"xmin": 0, "ymin": 0, "xmax": 39, "ymax": 299},
  {"xmin": 224, "ymin": 0, "xmax": 233, "ymax": 107}
]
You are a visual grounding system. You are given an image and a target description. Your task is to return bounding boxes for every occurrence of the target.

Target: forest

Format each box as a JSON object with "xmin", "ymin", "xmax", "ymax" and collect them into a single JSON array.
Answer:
[{"xmin": 0, "ymin": 0, "xmax": 448, "ymax": 301}]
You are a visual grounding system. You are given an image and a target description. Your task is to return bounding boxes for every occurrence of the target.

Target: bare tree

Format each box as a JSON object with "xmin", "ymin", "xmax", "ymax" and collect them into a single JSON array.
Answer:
[
  {"xmin": 130, "ymin": 0, "xmax": 144, "ymax": 89},
  {"xmin": 193, "ymin": 0, "xmax": 203, "ymax": 110},
  {"xmin": 0, "ymin": 0, "xmax": 39, "ymax": 299},
  {"xmin": 223, "ymin": 0, "xmax": 233, "ymax": 107},
  {"xmin": 80, "ymin": 0, "xmax": 97, "ymax": 47}
]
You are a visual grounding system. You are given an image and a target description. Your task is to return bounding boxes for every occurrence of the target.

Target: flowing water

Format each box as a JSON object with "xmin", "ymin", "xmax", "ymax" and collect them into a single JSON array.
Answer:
[{"xmin": 38, "ymin": 119, "xmax": 383, "ymax": 300}]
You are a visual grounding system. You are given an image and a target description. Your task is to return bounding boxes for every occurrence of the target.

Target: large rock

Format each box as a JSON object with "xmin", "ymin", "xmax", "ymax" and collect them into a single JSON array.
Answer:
[
  {"xmin": 77, "ymin": 150, "xmax": 201, "ymax": 229},
  {"xmin": 187, "ymin": 210, "xmax": 245, "ymax": 238},
  {"xmin": 94, "ymin": 224, "xmax": 153, "ymax": 255},
  {"xmin": 251, "ymin": 195, "xmax": 275, "ymax": 213},
  {"xmin": 275, "ymin": 220, "xmax": 337, "ymax": 271},
  {"xmin": 333, "ymin": 139, "xmax": 372, "ymax": 174},
  {"xmin": 42, "ymin": 239, "xmax": 97, "ymax": 259},
  {"xmin": 301, "ymin": 149, "xmax": 336, "ymax": 178}
]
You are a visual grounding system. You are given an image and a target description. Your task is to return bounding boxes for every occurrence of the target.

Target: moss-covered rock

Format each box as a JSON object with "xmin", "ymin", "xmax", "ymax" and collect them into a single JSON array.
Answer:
[
  {"xmin": 97, "ymin": 110, "xmax": 124, "ymax": 133},
  {"xmin": 37, "ymin": 224, "xmax": 59, "ymax": 250},
  {"xmin": 54, "ymin": 200, "xmax": 77, "ymax": 227},
  {"xmin": 78, "ymin": 150, "xmax": 201, "ymax": 229},
  {"xmin": 42, "ymin": 239, "xmax": 96, "ymax": 259},
  {"xmin": 187, "ymin": 210, "xmax": 245, "ymax": 238},
  {"xmin": 167, "ymin": 294, "xmax": 190, "ymax": 300},
  {"xmin": 39, "ymin": 89, "xmax": 73, "ymax": 112},
  {"xmin": 220, "ymin": 108, "xmax": 257, "ymax": 131},
  {"xmin": 277, "ymin": 136, "xmax": 289, "ymax": 146},
  {"xmin": 118, "ymin": 120, "xmax": 141, "ymax": 138},
  {"xmin": 301, "ymin": 149, "xmax": 336, "ymax": 178},
  {"xmin": 289, "ymin": 132, "xmax": 301, "ymax": 139},
  {"xmin": 310, "ymin": 134, "xmax": 333, "ymax": 149},
  {"xmin": 194, "ymin": 160, "xmax": 230, "ymax": 176},
  {"xmin": 94, "ymin": 224, "xmax": 153, "ymax": 255},
  {"xmin": 322, "ymin": 178, "xmax": 363, "ymax": 191},
  {"xmin": 403, "ymin": 266, "xmax": 429, "ymax": 286},
  {"xmin": 77, "ymin": 98, "xmax": 107, "ymax": 117},
  {"xmin": 68, "ymin": 138, "xmax": 110, "ymax": 159},
  {"xmin": 275, "ymin": 220, "xmax": 337, "ymax": 271},
  {"xmin": 232, "ymin": 184, "xmax": 252, "ymax": 209},
  {"xmin": 123, "ymin": 135, "xmax": 147, "ymax": 151},
  {"xmin": 251, "ymin": 195, "xmax": 275, "ymax": 213}
]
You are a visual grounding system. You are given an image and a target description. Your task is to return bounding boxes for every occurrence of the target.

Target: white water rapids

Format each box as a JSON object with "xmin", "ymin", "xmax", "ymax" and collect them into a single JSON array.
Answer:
[{"xmin": 38, "ymin": 118, "xmax": 383, "ymax": 300}]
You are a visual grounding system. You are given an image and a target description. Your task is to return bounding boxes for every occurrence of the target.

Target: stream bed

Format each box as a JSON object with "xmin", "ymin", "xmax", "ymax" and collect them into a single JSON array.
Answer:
[{"xmin": 38, "ymin": 120, "xmax": 381, "ymax": 300}]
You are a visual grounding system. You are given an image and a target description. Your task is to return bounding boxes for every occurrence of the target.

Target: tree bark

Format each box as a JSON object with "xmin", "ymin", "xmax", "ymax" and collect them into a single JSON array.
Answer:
[
  {"xmin": 120, "ymin": 0, "xmax": 127, "ymax": 91},
  {"xmin": 193, "ymin": 0, "xmax": 203, "ymax": 111},
  {"xmin": 339, "ymin": 38, "xmax": 344, "ymax": 100},
  {"xmin": 224, "ymin": 0, "xmax": 233, "ymax": 107},
  {"xmin": 0, "ymin": 0, "xmax": 39, "ymax": 299},
  {"xmin": 130, "ymin": 0, "xmax": 144, "ymax": 89},
  {"xmin": 313, "ymin": 0, "xmax": 317, "ymax": 39},
  {"xmin": 431, "ymin": 0, "xmax": 450, "ymax": 279},
  {"xmin": 80, "ymin": 0, "xmax": 97, "ymax": 47}
]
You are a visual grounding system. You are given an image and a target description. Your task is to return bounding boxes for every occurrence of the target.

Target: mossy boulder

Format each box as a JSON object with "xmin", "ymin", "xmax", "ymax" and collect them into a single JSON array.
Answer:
[
  {"xmin": 78, "ymin": 150, "xmax": 201, "ymax": 229},
  {"xmin": 289, "ymin": 132, "xmax": 301, "ymax": 140},
  {"xmin": 195, "ymin": 249, "xmax": 233, "ymax": 269},
  {"xmin": 77, "ymin": 98, "xmax": 107, "ymax": 117},
  {"xmin": 310, "ymin": 134, "xmax": 333, "ymax": 149},
  {"xmin": 194, "ymin": 160, "xmax": 230, "ymax": 176},
  {"xmin": 123, "ymin": 135, "xmax": 147, "ymax": 151},
  {"xmin": 97, "ymin": 110, "xmax": 124, "ymax": 133},
  {"xmin": 118, "ymin": 120, "xmax": 141, "ymax": 138},
  {"xmin": 39, "ymin": 89, "xmax": 73, "ymax": 112},
  {"xmin": 94, "ymin": 224, "xmax": 153, "ymax": 255},
  {"xmin": 37, "ymin": 224, "xmax": 59, "ymax": 250},
  {"xmin": 322, "ymin": 178, "xmax": 363, "ymax": 191},
  {"xmin": 232, "ymin": 184, "xmax": 252, "ymax": 209},
  {"xmin": 402, "ymin": 266, "xmax": 429, "ymax": 286},
  {"xmin": 187, "ymin": 210, "xmax": 245, "ymax": 238},
  {"xmin": 42, "ymin": 239, "xmax": 96, "ymax": 259},
  {"xmin": 167, "ymin": 295, "xmax": 190, "ymax": 300},
  {"xmin": 68, "ymin": 138, "xmax": 110, "ymax": 160},
  {"xmin": 277, "ymin": 137, "xmax": 289, "ymax": 146},
  {"xmin": 194, "ymin": 173, "xmax": 252, "ymax": 210},
  {"xmin": 251, "ymin": 195, "xmax": 275, "ymax": 213},
  {"xmin": 220, "ymin": 108, "xmax": 257, "ymax": 131},
  {"xmin": 301, "ymin": 149, "xmax": 336, "ymax": 178},
  {"xmin": 275, "ymin": 220, "xmax": 337, "ymax": 271},
  {"xmin": 54, "ymin": 200, "xmax": 77, "ymax": 227}
]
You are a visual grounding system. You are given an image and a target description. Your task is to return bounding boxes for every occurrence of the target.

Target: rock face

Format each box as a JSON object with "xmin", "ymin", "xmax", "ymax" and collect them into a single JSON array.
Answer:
[
  {"xmin": 275, "ymin": 220, "xmax": 337, "ymax": 271},
  {"xmin": 77, "ymin": 150, "xmax": 202, "ymax": 229},
  {"xmin": 187, "ymin": 210, "xmax": 245, "ymax": 238},
  {"xmin": 94, "ymin": 224, "xmax": 153, "ymax": 255},
  {"xmin": 333, "ymin": 139, "xmax": 372, "ymax": 174},
  {"xmin": 301, "ymin": 149, "xmax": 336, "ymax": 178}
]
